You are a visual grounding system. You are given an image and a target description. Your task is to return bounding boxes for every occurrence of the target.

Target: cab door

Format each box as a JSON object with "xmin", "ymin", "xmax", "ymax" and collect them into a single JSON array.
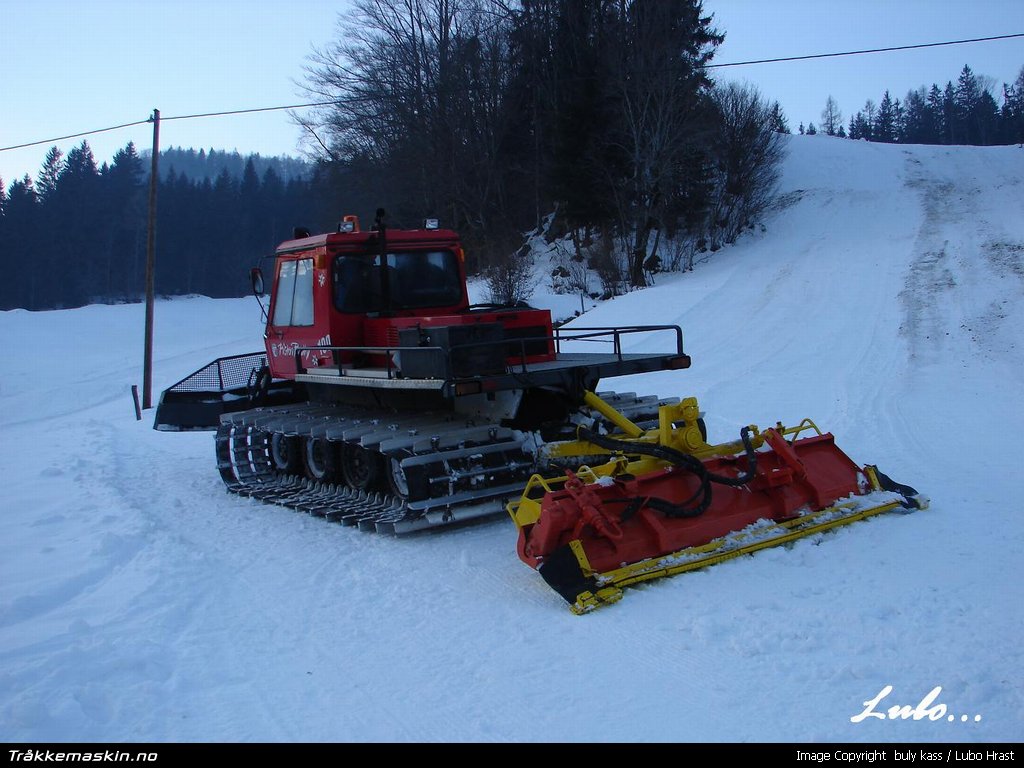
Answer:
[{"xmin": 266, "ymin": 255, "xmax": 330, "ymax": 378}]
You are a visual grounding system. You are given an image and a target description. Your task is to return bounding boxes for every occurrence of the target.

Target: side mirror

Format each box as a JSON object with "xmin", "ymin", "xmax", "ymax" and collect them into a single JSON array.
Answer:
[{"xmin": 250, "ymin": 267, "xmax": 265, "ymax": 297}]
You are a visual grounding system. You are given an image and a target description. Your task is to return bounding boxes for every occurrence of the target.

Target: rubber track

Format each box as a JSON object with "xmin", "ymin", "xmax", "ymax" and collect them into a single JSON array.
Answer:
[{"xmin": 214, "ymin": 391, "xmax": 677, "ymax": 535}]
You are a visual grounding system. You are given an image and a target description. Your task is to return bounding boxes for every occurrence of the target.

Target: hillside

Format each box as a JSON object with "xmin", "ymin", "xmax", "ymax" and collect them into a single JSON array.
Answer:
[{"xmin": 1, "ymin": 135, "xmax": 1022, "ymax": 743}]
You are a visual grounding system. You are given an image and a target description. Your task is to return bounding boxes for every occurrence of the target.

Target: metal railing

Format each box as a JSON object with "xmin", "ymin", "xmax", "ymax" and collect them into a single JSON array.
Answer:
[
  {"xmin": 553, "ymin": 325, "xmax": 685, "ymax": 358},
  {"xmin": 293, "ymin": 323, "xmax": 685, "ymax": 381}
]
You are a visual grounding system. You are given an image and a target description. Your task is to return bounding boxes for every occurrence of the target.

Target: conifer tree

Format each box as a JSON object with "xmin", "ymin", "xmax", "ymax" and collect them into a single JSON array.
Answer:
[
  {"xmin": 847, "ymin": 114, "xmax": 860, "ymax": 140},
  {"xmin": 1002, "ymin": 66, "xmax": 1024, "ymax": 143},
  {"xmin": 943, "ymin": 81, "xmax": 957, "ymax": 143},
  {"xmin": 927, "ymin": 84, "xmax": 946, "ymax": 143},
  {"xmin": 36, "ymin": 146, "xmax": 65, "ymax": 202},
  {"xmin": 1, "ymin": 177, "xmax": 40, "ymax": 308},
  {"xmin": 770, "ymin": 101, "xmax": 790, "ymax": 133},
  {"xmin": 875, "ymin": 91, "xmax": 897, "ymax": 143},
  {"xmin": 902, "ymin": 87, "xmax": 933, "ymax": 144},
  {"xmin": 974, "ymin": 90, "xmax": 1001, "ymax": 145},
  {"xmin": 954, "ymin": 66, "xmax": 981, "ymax": 131}
]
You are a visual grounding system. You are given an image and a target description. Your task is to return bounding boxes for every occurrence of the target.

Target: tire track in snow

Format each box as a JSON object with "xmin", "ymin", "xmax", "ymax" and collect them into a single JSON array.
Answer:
[
  {"xmin": 101, "ymin": 423, "xmax": 392, "ymax": 741},
  {"xmin": 101, "ymin": 418, "xmax": 515, "ymax": 740}
]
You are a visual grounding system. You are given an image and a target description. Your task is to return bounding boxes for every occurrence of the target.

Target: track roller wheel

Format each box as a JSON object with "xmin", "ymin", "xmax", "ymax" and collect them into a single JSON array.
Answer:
[
  {"xmin": 303, "ymin": 437, "xmax": 341, "ymax": 482},
  {"xmin": 270, "ymin": 432, "xmax": 302, "ymax": 474},
  {"xmin": 342, "ymin": 443, "xmax": 384, "ymax": 491},
  {"xmin": 385, "ymin": 456, "xmax": 410, "ymax": 500}
]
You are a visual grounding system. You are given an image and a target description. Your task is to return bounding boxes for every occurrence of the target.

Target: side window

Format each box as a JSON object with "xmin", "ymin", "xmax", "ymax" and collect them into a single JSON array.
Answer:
[
  {"xmin": 272, "ymin": 258, "xmax": 314, "ymax": 327},
  {"xmin": 292, "ymin": 258, "xmax": 314, "ymax": 325},
  {"xmin": 272, "ymin": 260, "xmax": 296, "ymax": 326}
]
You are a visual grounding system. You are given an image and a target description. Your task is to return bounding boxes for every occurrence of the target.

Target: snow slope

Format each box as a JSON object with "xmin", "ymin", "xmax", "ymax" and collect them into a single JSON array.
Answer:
[{"xmin": 1, "ymin": 136, "xmax": 1022, "ymax": 743}]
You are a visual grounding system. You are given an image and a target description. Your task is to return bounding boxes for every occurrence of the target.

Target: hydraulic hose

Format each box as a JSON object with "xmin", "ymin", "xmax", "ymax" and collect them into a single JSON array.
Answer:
[{"xmin": 576, "ymin": 426, "xmax": 759, "ymax": 519}]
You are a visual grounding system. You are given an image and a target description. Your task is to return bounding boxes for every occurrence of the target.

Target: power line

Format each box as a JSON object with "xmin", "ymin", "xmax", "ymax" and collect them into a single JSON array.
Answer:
[
  {"xmin": 707, "ymin": 32, "xmax": 1024, "ymax": 69},
  {"xmin": 0, "ymin": 104, "xmax": 339, "ymax": 154},
  {"xmin": 161, "ymin": 100, "xmax": 345, "ymax": 123},
  {"xmin": 2, "ymin": 32, "xmax": 1022, "ymax": 155},
  {"xmin": 0, "ymin": 118, "xmax": 152, "ymax": 152}
]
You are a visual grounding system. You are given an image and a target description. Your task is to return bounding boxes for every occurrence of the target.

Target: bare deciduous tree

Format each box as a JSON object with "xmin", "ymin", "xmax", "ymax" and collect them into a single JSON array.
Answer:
[
  {"xmin": 709, "ymin": 82, "xmax": 786, "ymax": 249},
  {"xmin": 821, "ymin": 95, "xmax": 843, "ymax": 136},
  {"xmin": 298, "ymin": 0, "xmax": 519, "ymax": 255},
  {"xmin": 606, "ymin": 0, "xmax": 722, "ymax": 287}
]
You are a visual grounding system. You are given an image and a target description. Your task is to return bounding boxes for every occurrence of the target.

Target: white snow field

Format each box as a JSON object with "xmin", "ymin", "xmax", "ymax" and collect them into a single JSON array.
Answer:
[{"xmin": 1, "ymin": 136, "xmax": 1022, "ymax": 743}]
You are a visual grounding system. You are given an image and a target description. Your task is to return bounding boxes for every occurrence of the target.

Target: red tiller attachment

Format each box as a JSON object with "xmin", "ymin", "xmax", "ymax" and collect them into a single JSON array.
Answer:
[{"xmin": 509, "ymin": 402, "xmax": 926, "ymax": 613}]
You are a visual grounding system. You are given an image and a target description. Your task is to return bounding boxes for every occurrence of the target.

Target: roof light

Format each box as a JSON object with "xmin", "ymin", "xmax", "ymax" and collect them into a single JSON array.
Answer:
[
  {"xmin": 423, "ymin": 218, "xmax": 440, "ymax": 230},
  {"xmin": 339, "ymin": 215, "xmax": 360, "ymax": 233}
]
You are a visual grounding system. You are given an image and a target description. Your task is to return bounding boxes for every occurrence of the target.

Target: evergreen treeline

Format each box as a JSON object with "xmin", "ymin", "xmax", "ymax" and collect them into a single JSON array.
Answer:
[
  {"xmin": 157, "ymin": 147, "xmax": 310, "ymax": 183},
  {"xmin": 0, "ymin": 142, "xmax": 324, "ymax": 310},
  {"xmin": 810, "ymin": 65, "xmax": 1024, "ymax": 145}
]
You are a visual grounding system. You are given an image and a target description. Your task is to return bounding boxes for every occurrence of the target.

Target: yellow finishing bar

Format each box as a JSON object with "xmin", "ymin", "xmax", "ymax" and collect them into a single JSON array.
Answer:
[
  {"xmin": 565, "ymin": 465, "xmax": 928, "ymax": 614},
  {"xmin": 570, "ymin": 495, "xmax": 913, "ymax": 614}
]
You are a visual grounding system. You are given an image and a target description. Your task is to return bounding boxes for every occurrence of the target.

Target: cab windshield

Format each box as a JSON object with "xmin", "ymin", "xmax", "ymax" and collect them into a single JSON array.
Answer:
[{"xmin": 333, "ymin": 250, "xmax": 462, "ymax": 313}]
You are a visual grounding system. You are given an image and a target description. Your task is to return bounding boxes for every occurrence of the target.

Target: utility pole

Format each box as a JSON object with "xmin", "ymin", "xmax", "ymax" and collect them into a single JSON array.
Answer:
[{"xmin": 142, "ymin": 109, "xmax": 160, "ymax": 409}]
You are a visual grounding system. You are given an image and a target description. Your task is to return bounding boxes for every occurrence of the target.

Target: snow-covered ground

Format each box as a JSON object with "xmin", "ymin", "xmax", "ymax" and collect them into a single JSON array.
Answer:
[{"xmin": 2, "ymin": 136, "xmax": 1022, "ymax": 743}]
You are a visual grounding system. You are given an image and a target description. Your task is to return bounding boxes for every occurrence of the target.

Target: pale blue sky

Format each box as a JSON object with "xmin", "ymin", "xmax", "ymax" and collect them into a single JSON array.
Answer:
[{"xmin": 1, "ymin": 0, "xmax": 1022, "ymax": 185}]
